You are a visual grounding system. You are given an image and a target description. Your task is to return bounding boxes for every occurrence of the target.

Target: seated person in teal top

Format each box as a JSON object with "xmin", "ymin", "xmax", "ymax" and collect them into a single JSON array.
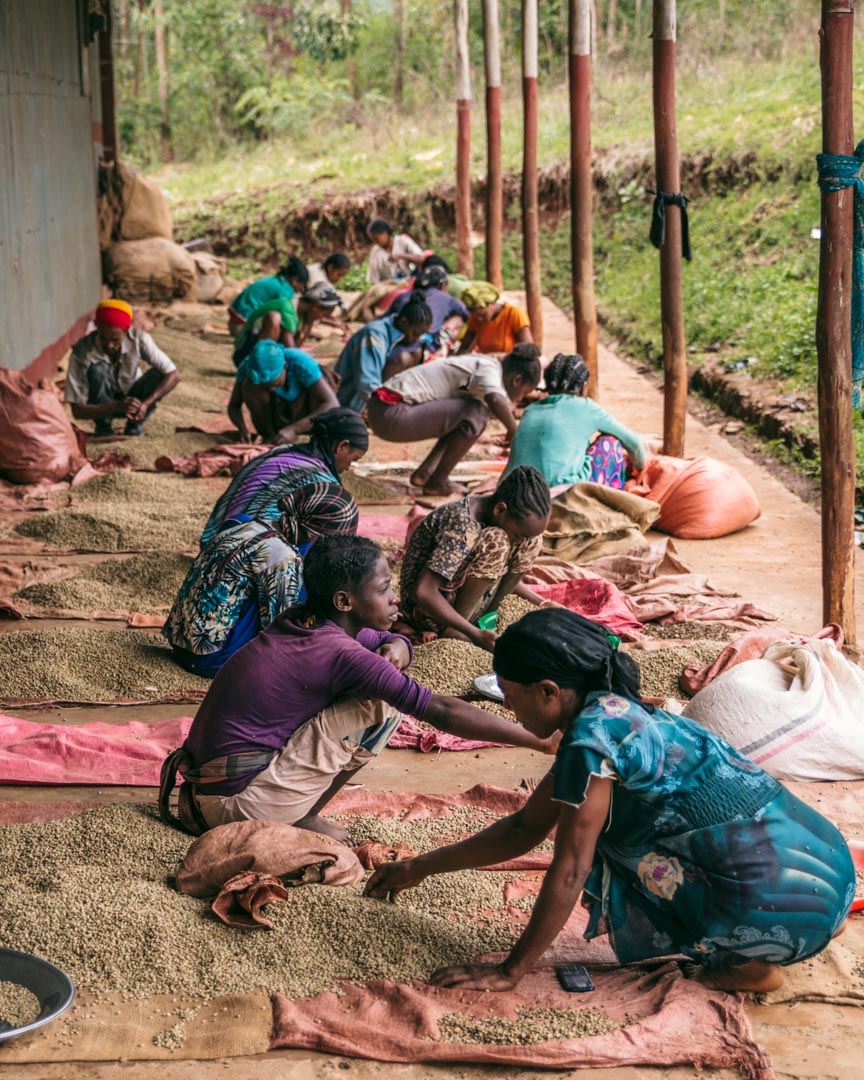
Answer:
[
  {"xmin": 228, "ymin": 339, "xmax": 339, "ymax": 444},
  {"xmin": 228, "ymin": 256, "xmax": 308, "ymax": 336},
  {"xmin": 366, "ymin": 608, "xmax": 855, "ymax": 995},
  {"xmin": 504, "ymin": 354, "xmax": 646, "ymax": 489}
]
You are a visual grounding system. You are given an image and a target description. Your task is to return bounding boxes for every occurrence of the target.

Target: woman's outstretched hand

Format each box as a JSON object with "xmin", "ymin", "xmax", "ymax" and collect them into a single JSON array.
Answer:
[
  {"xmin": 429, "ymin": 962, "xmax": 520, "ymax": 992},
  {"xmin": 363, "ymin": 858, "xmax": 426, "ymax": 901}
]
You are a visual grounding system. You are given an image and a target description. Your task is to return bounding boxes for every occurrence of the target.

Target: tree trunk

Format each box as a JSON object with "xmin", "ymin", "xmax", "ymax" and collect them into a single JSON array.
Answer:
[
  {"xmin": 133, "ymin": 0, "xmax": 144, "ymax": 98},
  {"xmin": 154, "ymin": 0, "xmax": 172, "ymax": 163},
  {"xmin": 119, "ymin": 0, "xmax": 130, "ymax": 63},
  {"xmin": 606, "ymin": 0, "xmax": 617, "ymax": 48},
  {"xmin": 393, "ymin": 0, "xmax": 406, "ymax": 107}
]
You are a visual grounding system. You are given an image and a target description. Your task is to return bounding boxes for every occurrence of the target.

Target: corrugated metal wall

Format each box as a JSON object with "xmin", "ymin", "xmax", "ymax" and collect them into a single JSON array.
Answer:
[{"xmin": 0, "ymin": 0, "xmax": 102, "ymax": 371}]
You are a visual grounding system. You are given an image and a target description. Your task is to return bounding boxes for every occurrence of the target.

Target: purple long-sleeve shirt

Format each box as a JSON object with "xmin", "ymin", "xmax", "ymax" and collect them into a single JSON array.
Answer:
[{"xmin": 186, "ymin": 615, "xmax": 430, "ymax": 794}]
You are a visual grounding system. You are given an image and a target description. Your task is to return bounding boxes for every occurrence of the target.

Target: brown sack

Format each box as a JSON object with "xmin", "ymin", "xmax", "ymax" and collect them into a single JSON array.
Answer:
[
  {"xmin": 175, "ymin": 819, "xmax": 364, "ymax": 898},
  {"xmin": 104, "ymin": 238, "xmax": 197, "ymax": 304},
  {"xmin": 191, "ymin": 250, "xmax": 228, "ymax": 303},
  {"xmin": 115, "ymin": 161, "xmax": 173, "ymax": 241},
  {"xmin": 211, "ymin": 871, "xmax": 293, "ymax": 929},
  {"xmin": 0, "ymin": 370, "xmax": 85, "ymax": 485},
  {"xmin": 542, "ymin": 483, "xmax": 661, "ymax": 564}
]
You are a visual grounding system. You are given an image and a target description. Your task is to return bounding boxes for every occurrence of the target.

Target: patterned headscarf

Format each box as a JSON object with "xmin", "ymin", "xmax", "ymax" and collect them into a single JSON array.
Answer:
[
  {"xmin": 461, "ymin": 282, "xmax": 501, "ymax": 311},
  {"xmin": 278, "ymin": 481, "xmax": 359, "ymax": 545}
]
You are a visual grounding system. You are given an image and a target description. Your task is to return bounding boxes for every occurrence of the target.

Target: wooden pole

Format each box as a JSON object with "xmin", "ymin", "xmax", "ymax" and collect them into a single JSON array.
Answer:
[
  {"xmin": 522, "ymin": 0, "xmax": 543, "ymax": 349},
  {"xmin": 569, "ymin": 0, "xmax": 599, "ymax": 391},
  {"xmin": 652, "ymin": 0, "xmax": 686, "ymax": 455},
  {"xmin": 817, "ymin": 0, "xmax": 857, "ymax": 643},
  {"xmin": 483, "ymin": 0, "xmax": 504, "ymax": 288},
  {"xmin": 454, "ymin": 0, "xmax": 474, "ymax": 277}
]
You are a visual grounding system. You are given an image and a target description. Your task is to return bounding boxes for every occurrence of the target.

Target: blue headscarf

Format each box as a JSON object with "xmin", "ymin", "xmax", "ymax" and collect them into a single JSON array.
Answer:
[{"xmin": 238, "ymin": 339, "xmax": 287, "ymax": 385}]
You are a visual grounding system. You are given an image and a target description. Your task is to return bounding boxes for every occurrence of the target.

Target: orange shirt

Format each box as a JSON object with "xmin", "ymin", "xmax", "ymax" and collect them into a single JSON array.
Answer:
[{"xmin": 466, "ymin": 302, "xmax": 531, "ymax": 354}]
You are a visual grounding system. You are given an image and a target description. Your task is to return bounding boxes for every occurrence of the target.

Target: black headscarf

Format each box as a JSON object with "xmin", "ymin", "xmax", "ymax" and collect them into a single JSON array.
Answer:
[
  {"xmin": 296, "ymin": 407, "xmax": 369, "ymax": 477},
  {"xmin": 493, "ymin": 608, "xmax": 641, "ymax": 701}
]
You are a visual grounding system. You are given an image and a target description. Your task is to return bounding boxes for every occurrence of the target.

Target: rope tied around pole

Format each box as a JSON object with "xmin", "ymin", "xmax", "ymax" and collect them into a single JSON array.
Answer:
[
  {"xmin": 817, "ymin": 141, "xmax": 864, "ymax": 408},
  {"xmin": 648, "ymin": 191, "xmax": 692, "ymax": 261}
]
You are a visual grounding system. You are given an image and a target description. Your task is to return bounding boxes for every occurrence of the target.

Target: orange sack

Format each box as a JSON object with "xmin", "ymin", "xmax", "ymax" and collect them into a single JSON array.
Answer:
[
  {"xmin": 627, "ymin": 454, "xmax": 760, "ymax": 540},
  {"xmin": 0, "ymin": 370, "xmax": 84, "ymax": 485}
]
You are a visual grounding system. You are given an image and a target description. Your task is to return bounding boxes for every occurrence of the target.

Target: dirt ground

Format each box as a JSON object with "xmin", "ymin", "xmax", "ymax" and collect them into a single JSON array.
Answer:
[{"xmin": 1, "ymin": 297, "xmax": 863, "ymax": 1079}]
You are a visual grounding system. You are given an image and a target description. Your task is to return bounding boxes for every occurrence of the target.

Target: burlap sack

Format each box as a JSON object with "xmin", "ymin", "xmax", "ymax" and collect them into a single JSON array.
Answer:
[
  {"xmin": 175, "ymin": 819, "xmax": 364, "ymax": 897},
  {"xmin": 0, "ymin": 370, "xmax": 85, "ymax": 485},
  {"xmin": 191, "ymin": 250, "xmax": 227, "ymax": 303},
  {"xmin": 104, "ymin": 238, "xmax": 197, "ymax": 303},
  {"xmin": 115, "ymin": 161, "xmax": 173, "ymax": 241}
]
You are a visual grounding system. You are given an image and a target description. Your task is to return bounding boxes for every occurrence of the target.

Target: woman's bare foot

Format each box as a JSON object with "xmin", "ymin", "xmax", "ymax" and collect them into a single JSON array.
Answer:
[
  {"xmin": 293, "ymin": 814, "xmax": 355, "ymax": 847},
  {"xmin": 696, "ymin": 960, "xmax": 783, "ymax": 993},
  {"xmin": 421, "ymin": 479, "xmax": 468, "ymax": 496}
]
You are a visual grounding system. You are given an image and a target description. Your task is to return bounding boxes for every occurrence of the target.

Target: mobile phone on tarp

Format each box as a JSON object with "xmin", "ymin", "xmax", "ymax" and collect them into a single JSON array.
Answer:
[{"xmin": 556, "ymin": 964, "xmax": 595, "ymax": 993}]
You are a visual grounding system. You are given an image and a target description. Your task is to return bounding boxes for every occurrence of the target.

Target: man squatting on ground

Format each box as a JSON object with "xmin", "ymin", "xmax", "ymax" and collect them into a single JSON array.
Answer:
[
  {"xmin": 160, "ymin": 535, "xmax": 556, "ymax": 840},
  {"xmin": 64, "ymin": 299, "xmax": 180, "ymax": 436}
]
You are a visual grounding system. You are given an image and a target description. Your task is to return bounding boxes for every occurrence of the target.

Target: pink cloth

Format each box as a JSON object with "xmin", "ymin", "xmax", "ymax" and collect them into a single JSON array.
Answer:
[
  {"xmin": 155, "ymin": 443, "xmax": 271, "ymax": 478},
  {"xmin": 532, "ymin": 579, "xmax": 643, "ymax": 638},
  {"xmin": 270, "ymin": 966, "xmax": 773, "ymax": 1076},
  {"xmin": 0, "ymin": 714, "xmax": 193, "ymax": 785},
  {"xmin": 390, "ymin": 716, "xmax": 507, "ymax": 753},
  {"xmin": 357, "ymin": 512, "xmax": 413, "ymax": 542}
]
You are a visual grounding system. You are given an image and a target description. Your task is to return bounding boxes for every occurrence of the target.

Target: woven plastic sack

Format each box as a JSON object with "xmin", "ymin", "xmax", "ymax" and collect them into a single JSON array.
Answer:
[
  {"xmin": 0, "ymin": 370, "xmax": 84, "ymax": 485},
  {"xmin": 104, "ymin": 237, "xmax": 196, "ymax": 304},
  {"xmin": 628, "ymin": 454, "xmax": 760, "ymax": 539},
  {"xmin": 682, "ymin": 637, "xmax": 864, "ymax": 781}
]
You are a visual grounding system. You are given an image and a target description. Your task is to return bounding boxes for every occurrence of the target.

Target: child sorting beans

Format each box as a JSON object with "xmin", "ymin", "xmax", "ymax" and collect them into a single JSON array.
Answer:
[
  {"xmin": 160, "ymin": 535, "xmax": 556, "ymax": 840},
  {"xmin": 398, "ymin": 466, "xmax": 553, "ymax": 652}
]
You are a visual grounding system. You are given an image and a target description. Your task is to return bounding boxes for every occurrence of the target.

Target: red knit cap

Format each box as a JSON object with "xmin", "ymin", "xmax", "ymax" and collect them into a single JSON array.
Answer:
[{"xmin": 95, "ymin": 299, "xmax": 133, "ymax": 331}]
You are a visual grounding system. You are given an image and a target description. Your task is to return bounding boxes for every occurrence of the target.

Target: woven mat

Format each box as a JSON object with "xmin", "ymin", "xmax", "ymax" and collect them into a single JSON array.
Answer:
[{"xmin": 0, "ymin": 990, "xmax": 272, "ymax": 1063}]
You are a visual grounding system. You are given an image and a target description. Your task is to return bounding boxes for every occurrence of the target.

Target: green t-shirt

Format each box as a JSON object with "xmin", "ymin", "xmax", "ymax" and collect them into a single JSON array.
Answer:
[
  {"xmin": 236, "ymin": 298, "xmax": 300, "ymax": 349},
  {"xmin": 232, "ymin": 274, "xmax": 295, "ymax": 319}
]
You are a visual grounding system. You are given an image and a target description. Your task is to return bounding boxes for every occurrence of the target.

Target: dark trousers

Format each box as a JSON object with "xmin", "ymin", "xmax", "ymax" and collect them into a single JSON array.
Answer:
[{"xmin": 87, "ymin": 363, "xmax": 163, "ymax": 435}]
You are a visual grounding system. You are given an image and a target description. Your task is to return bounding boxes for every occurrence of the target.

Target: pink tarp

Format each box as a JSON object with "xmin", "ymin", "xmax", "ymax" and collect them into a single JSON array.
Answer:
[
  {"xmin": 0, "ymin": 714, "xmax": 517, "ymax": 787},
  {"xmin": 0, "ymin": 715, "xmax": 193, "ymax": 785}
]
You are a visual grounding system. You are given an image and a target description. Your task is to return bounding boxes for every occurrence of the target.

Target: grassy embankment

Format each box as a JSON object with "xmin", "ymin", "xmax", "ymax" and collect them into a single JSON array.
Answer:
[{"xmin": 159, "ymin": 45, "xmax": 864, "ymax": 489}]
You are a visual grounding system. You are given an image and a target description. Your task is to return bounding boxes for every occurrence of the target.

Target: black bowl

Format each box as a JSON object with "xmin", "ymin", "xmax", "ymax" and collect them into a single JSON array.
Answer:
[{"xmin": 0, "ymin": 949, "xmax": 76, "ymax": 1043}]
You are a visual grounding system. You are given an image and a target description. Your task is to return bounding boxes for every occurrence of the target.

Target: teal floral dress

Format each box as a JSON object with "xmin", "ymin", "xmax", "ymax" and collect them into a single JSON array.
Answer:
[{"xmin": 553, "ymin": 692, "xmax": 855, "ymax": 969}]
